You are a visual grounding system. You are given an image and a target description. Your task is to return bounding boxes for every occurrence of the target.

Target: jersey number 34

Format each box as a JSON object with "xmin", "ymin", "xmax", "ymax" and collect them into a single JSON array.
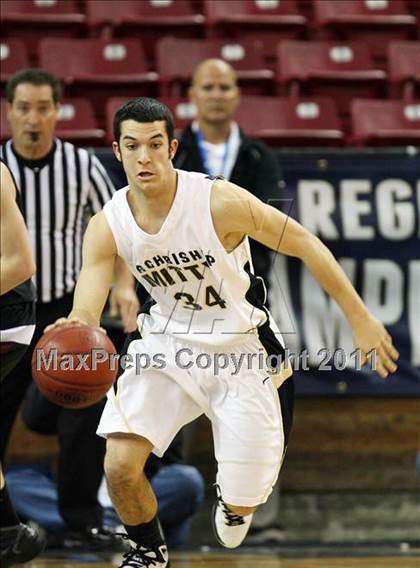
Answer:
[{"xmin": 174, "ymin": 286, "xmax": 226, "ymax": 311}]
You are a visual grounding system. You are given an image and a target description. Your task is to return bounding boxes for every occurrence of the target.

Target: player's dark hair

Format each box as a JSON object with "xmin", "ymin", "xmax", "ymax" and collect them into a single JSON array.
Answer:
[
  {"xmin": 6, "ymin": 68, "xmax": 62, "ymax": 104},
  {"xmin": 113, "ymin": 97, "xmax": 175, "ymax": 143}
]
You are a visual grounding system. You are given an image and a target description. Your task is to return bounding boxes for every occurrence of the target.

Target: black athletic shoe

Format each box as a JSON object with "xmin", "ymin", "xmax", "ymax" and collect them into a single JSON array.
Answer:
[
  {"xmin": 63, "ymin": 526, "xmax": 130, "ymax": 553},
  {"xmin": 119, "ymin": 541, "xmax": 170, "ymax": 567},
  {"xmin": 0, "ymin": 522, "xmax": 46, "ymax": 567}
]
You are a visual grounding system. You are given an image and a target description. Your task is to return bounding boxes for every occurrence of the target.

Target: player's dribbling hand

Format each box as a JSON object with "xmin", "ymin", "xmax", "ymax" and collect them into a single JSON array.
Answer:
[
  {"xmin": 44, "ymin": 316, "xmax": 106, "ymax": 335},
  {"xmin": 352, "ymin": 314, "xmax": 399, "ymax": 379}
]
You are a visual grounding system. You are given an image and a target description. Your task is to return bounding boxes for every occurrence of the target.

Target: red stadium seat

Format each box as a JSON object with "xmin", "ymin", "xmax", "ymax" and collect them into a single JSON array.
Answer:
[
  {"xmin": 159, "ymin": 97, "xmax": 198, "ymax": 132},
  {"xmin": 0, "ymin": 1, "xmax": 85, "ymax": 61},
  {"xmin": 0, "ymin": 39, "xmax": 29, "ymax": 83},
  {"xmin": 156, "ymin": 37, "xmax": 274, "ymax": 96},
  {"xmin": 55, "ymin": 98, "xmax": 105, "ymax": 144},
  {"xmin": 106, "ymin": 97, "xmax": 131, "ymax": 143},
  {"xmin": 234, "ymin": 96, "xmax": 344, "ymax": 145},
  {"xmin": 39, "ymin": 38, "xmax": 157, "ymax": 85},
  {"xmin": 86, "ymin": 0, "xmax": 203, "ymax": 28},
  {"xmin": 276, "ymin": 40, "xmax": 386, "ymax": 116},
  {"xmin": 39, "ymin": 38, "xmax": 158, "ymax": 118},
  {"xmin": 406, "ymin": 0, "xmax": 420, "ymax": 21},
  {"xmin": 204, "ymin": 0, "xmax": 306, "ymax": 61},
  {"xmin": 388, "ymin": 42, "xmax": 420, "ymax": 100},
  {"xmin": 0, "ymin": 99, "xmax": 10, "ymax": 142},
  {"xmin": 313, "ymin": 0, "xmax": 417, "ymax": 64},
  {"xmin": 86, "ymin": 0, "xmax": 204, "ymax": 64},
  {"xmin": 1, "ymin": 97, "xmax": 104, "ymax": 144},
  {"xmin": 351, "ymin": 98, "xmax": 420, "ymax": 146},
  {"xmin": 0, "ymin": 0, "xmax": 84, "ymax": 24}
]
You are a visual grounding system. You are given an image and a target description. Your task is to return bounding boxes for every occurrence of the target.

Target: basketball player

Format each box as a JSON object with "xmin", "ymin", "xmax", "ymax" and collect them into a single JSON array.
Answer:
[
  {"xmin": 0, "ymin": 161, "xmax": 45, "ymax": 565},
  {"xmin": 47, "ymin": 98, "xmax": 399, "ymax": 568}
]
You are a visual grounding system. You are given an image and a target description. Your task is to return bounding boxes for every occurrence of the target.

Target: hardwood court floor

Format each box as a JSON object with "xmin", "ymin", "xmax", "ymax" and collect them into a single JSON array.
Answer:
[{"xmin": 26, "ymin": 552, "xmax": 420, "ymax": 568}]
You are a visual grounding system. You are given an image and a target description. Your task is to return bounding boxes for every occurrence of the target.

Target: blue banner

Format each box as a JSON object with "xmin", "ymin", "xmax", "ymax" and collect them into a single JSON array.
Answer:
[{"xmin": 268, "ymin": 150, "xmax": 420, "ymax": 396}]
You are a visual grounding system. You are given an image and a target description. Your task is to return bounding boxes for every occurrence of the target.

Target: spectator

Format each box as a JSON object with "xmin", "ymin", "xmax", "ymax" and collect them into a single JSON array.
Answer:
[
  {"xmin": 0, "ymin": 68, "xmax": 139, "ymax": 552},
  {"xmin": 174, "ymin": 58, "xmax": 282, "ymax": 287}
]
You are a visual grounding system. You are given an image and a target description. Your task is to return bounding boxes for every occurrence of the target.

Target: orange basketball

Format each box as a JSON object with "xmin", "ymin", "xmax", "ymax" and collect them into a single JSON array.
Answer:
[{"xmin": 31, "ymin": 325, "xmax": 118, "ymax": 409}]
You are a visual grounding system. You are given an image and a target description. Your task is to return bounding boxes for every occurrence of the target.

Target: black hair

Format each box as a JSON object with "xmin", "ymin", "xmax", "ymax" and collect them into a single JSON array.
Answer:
[
  {"xmin": 113, "ymin": 97, "xmax": 174, "ymax": 143},
  {"xmin": 6, "ymin": 68, "xmax": 62, "ymax": 104}
]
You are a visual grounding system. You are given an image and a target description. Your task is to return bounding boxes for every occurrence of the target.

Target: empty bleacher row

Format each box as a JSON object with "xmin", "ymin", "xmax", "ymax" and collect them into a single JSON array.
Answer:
[
  {"xmin": 1, "ymin": 0, "xmax": 419, "ymax": 146},
  {"xmin": 1, "ymin": 0, "xmax": 419, "ymax": 63}
]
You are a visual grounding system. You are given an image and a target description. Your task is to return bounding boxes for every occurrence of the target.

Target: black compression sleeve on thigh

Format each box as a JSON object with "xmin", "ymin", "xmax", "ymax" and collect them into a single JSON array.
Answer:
[
  {"xmin": 124, "ymin": 515, "xmax": 165, "ymax": 547},
  {"xmin": 0, "ymin": 484, "xmax": 20, "ymax": 527}
]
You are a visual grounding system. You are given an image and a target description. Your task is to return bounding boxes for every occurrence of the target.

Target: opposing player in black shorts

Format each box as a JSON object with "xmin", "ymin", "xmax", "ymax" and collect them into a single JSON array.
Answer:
[{"xmin": 0, "ymin": 161, "xmax": 45, "ymax": 566}]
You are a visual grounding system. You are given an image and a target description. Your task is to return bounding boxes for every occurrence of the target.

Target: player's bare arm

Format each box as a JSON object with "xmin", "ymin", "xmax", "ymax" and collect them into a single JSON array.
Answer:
[
  {"xmin": 45, "ymin": 211, "xmax": 117, "ymax": 332},
  {"xmin": 211, "ymin": 179, "xmax": 399, "ymax": 379},
  {"xmin": 0, "ymin": 162, "xmax": 36, "ymax": 295}
]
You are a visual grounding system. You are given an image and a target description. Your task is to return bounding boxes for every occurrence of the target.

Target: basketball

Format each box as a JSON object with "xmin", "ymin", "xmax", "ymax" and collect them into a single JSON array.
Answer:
[{"xmin": 31, "ymin": 325, "xmax": 118, "ymax": 409}]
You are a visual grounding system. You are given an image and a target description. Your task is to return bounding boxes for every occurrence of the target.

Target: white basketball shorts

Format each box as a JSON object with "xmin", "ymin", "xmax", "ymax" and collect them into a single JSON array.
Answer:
[{"xmin": 97, "ymin": 327, "xmax": 293, "ymax": 507}]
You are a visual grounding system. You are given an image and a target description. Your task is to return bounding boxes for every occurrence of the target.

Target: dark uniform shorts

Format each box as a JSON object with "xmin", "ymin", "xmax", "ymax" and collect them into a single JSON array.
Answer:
[{"xmin": 0, "ymin": 301, "xmax": 36, "ymax": 382}]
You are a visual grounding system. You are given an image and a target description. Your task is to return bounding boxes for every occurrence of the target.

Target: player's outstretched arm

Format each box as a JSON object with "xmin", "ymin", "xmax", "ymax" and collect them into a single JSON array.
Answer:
[
  {"xmin": 45, "ymin": 212, "xmax": 117, "ymax": 332},
  {"xmin": 0, "ymin": 162, "xmax": 36, "ymax": 295},
  {"xmin": 211, "ymin": 180, "xmax": 399, "ymax": 379}
]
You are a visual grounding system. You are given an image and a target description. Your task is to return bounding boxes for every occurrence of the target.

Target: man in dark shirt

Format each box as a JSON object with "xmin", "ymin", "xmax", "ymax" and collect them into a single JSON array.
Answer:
[{"xmin": 174, "ymin": 58, "xmax": 282, "ymax": 286}]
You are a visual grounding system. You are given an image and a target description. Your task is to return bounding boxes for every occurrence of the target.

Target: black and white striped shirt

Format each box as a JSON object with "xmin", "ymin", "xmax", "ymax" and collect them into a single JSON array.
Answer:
[{"xmin": 1, "ymin": 139, "xmax": 115, "ymax": 303}]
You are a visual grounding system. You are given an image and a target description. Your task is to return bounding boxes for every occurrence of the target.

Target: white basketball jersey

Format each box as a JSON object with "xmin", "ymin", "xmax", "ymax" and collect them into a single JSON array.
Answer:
[{"xmin": 103, "ymin": 169, "xmax": 268, "ymax": 346}]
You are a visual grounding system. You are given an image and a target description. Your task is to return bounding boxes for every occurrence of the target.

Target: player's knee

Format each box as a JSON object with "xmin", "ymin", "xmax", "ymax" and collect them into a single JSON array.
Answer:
[
  {"xmin": 104, "ymin": 434, "xmax": 151, "ymax": 489},
  {"xmin": 104, "ymin": 453, "xmax": 139, "ymax": 490},
  {"xmin": 226, "ymin": 504, "xmax": 258, "ymax": 517}
]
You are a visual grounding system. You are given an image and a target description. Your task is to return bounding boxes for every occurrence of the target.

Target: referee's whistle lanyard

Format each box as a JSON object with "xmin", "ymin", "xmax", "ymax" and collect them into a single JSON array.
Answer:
[{"xmin": 194, "ymin": 128, "xmax": 231, "ymax": 179}]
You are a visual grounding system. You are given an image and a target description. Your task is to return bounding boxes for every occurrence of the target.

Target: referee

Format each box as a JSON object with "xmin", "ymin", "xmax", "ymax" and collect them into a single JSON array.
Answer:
[{"xmin": 0, "ymin": 69, "xmax": 138, "ymax": 551}]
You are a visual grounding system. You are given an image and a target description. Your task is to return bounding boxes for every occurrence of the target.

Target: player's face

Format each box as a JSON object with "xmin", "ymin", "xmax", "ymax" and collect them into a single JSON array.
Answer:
[
  {"xmin": 113, "ymin": 120, "xmax": 178, "ymax": 193},
  {"xmin": 190, "ymin": 66, "xmax": 240, "ymax": 125},
  {"xmin": 7, "ymin": 83, "xmax": 58, "ymax": 154}
]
